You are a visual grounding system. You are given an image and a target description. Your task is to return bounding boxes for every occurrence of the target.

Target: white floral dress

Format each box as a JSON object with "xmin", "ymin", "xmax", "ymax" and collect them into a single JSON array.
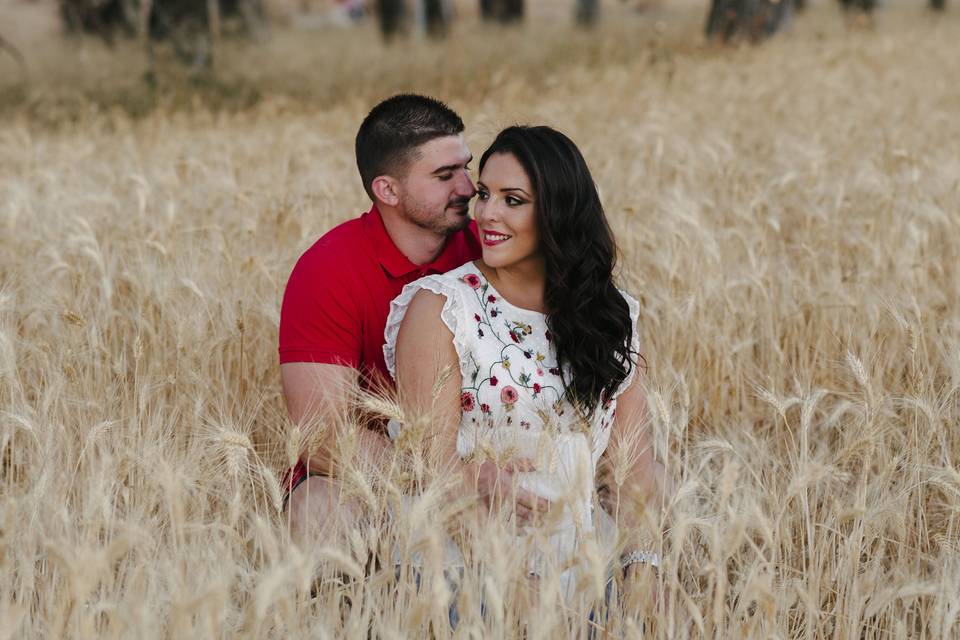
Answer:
[{"xmin": 383, "ymin": 261, "xmax": 641, "ymax": 592}]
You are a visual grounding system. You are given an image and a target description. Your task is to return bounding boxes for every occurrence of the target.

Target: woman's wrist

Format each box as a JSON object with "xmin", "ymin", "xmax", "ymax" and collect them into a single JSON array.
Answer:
[{"xmin": 620, "ymin": 549, "xmax": 660, "ymax": 576}]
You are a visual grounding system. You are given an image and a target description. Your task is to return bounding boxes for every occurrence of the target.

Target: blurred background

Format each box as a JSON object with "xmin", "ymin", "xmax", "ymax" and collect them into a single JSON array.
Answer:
[
  {"xmin": 1, "ymin": 0, "xmax": 954, "ymax": 120},
  {"xmin": 2, "ymin": 0, "xmax": 959, "ymax": 638}
]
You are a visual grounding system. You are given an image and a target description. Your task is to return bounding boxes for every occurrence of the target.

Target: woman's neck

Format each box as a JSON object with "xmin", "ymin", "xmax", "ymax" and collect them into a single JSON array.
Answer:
[{"xmin": 483, "ymin": 257, "xmax": 547, "ymax": 313}]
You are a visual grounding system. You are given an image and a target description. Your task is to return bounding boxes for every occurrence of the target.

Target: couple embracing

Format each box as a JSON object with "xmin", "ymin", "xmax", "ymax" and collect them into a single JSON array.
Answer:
[{"xmin": 279, "ymin": 94, "xmax": 666, "ymax": 603}]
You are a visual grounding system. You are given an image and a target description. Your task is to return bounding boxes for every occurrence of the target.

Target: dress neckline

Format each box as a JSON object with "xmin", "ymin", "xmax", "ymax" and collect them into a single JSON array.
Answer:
[{"xmin": 467, "ymin": 261, "xmax": 546, "ymax": 318}]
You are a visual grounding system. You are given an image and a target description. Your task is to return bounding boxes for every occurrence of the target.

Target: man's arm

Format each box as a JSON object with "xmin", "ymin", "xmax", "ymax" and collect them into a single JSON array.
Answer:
[{"xmin": 281, "ymin": 362, "xmax": 393, "ymax": 476}]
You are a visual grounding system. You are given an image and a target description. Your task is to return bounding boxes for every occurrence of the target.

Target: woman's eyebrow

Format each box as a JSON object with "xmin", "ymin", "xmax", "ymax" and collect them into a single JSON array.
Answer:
[{"xmin": 501, "ymin": 187, "xmax": 531, "ymax": 197}]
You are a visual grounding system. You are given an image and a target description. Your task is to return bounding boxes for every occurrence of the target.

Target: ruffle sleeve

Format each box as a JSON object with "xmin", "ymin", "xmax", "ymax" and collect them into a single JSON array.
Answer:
[{"xmin": 383, "ymin": 275, "xmax": 473, "ymax": 383}]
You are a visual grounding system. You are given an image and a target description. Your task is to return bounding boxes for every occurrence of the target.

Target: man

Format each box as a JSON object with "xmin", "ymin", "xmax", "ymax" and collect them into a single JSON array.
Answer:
[{"xmin": 279, "ymin": 94, "xmax": 481, "ymax": 543}]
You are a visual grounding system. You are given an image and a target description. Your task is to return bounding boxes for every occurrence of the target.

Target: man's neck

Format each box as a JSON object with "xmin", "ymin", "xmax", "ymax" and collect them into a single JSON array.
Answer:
[{"xmin": 378, "ymin": 205, "xmax": 448, "ymax": 266}]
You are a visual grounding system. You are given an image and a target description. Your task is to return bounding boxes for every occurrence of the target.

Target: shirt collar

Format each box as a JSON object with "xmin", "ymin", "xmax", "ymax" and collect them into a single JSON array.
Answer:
[{"xmin": 364, "ymin": 205, "xmax": 468, "ymax": 278}]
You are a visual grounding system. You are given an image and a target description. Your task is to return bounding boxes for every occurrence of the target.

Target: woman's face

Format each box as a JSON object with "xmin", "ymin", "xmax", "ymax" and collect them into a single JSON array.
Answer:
[{"xmin": 474, "ymin": 152, "xmax": 539, "ymax": 270}]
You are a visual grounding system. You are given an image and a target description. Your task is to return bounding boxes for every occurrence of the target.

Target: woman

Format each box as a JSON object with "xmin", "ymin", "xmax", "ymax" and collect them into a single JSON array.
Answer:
[{"xmin": 383, "ymin": 125, "xmax": 663, "ymax": 600}]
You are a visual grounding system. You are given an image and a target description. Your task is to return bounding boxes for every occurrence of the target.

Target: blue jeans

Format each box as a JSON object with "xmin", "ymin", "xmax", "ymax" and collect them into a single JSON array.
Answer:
[{"xmin": 395, "ymin": 565, "xmax": 467, "ymax": 629}]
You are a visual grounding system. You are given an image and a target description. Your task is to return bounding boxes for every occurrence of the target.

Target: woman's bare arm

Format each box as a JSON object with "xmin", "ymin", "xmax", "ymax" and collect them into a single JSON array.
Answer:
[
  {"xmin": 393, "ymin": 290, "xmax": 548, "ymax": 520},
  {"xmin": 393, "ymin": 290, "xmax": 463, "ymax": 466},
  {"xmin": 600, "ymin": 364, "xmax": 667, "ymax": 550}
]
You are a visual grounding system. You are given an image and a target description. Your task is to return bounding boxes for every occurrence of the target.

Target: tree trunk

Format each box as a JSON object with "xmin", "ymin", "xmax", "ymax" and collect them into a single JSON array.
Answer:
[
  {"xmin": 207, "ymin": 0, "xmax": 221, "ymax": 67},
  {"xmin": 0, "ymin": 31, "xmax": 27, "ymax": 82},
  {"xmin": 480, "ymin": 0, "xmax": 494, "ymax": 19},
  {"xmin": 575, "ymin": 0, "xmax": 599, "ymax": 26},
  {"xmin": 377, "ymin": 0, "xmax": 406, "ymax": 39},
  {"xmin": 705, "ymin": 0, "xmax": 793, "ymax": 42},
  {"xmin": 930, "ymin": 0, "xmax": 945, "ymax": 10},
  {"xmin": 837, "ymin": 0, "xmax": 877, "ymax": 13},
  {"xmin": 480, "ymin": 0, "xmax": 523, "ymax": 23},
  {"xmin": 505, "ymin": 0, "xmax": 524, "ymax": 21},
  {"xmin": 424, "ymin": 0, "xmax": 449, "ymax": 37}
]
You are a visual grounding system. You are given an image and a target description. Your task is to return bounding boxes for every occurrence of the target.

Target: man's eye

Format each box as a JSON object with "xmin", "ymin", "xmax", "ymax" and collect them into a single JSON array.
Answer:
[{"xmin": 438, "ymin": 174, "xmax": 453, "ymax": 181}]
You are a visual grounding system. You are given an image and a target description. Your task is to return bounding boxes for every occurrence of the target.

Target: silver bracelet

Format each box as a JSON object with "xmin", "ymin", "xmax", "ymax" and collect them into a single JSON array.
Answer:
[{"xmin": 620, "ymin": 550, "xmax": 660, "ymax": 571}]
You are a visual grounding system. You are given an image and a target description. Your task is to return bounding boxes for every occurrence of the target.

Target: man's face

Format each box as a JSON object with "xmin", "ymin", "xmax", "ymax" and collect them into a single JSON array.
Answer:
[{"xmin": 394, "ymin": 134, "xmax": 476, "ymax": 235}]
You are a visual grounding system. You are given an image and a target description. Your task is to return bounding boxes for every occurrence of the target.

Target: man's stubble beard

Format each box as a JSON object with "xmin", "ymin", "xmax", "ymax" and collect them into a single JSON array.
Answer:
[{"xmin": 401, "ymin": 195, "xmax": 472, "ymax": 236}]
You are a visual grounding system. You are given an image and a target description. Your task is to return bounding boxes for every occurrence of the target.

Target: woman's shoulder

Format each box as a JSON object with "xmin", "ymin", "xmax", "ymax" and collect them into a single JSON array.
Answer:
[
  {"xmin": 617, "ymin": 288, "xmax": 640, "ymax": 320},
  {"xmin": 436, "ymin": 260, "xmax": 483, "ymax": 288},
  {"xmin": 383, "ymin": 263, "xmax": 480, "ymax": 379},
  {"xmin": 392, "ymin": 261, "xmax": 482, "ymax": 305}
]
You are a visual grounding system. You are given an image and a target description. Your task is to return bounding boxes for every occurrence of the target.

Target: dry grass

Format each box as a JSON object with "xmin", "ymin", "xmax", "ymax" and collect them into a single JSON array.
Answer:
[{"xmin": 2, "ymin": 1, "xmax": 960, "ymax": 637}]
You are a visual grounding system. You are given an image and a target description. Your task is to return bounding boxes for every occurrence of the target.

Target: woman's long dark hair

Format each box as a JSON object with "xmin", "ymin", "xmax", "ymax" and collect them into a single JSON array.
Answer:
[{"xmin": 479, "ymin": 126, "xmax": 635, "ymax": 416}]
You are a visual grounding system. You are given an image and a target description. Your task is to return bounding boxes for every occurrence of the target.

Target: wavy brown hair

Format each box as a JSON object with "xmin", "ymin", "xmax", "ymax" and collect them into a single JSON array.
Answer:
[{"xmin": 479, "ymin": 126, "xmax": 637, "ymax": 416}]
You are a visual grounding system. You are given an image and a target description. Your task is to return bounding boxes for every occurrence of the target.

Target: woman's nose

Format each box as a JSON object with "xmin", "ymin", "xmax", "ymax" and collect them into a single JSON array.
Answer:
[{"xmin": 476, "ymin": 198, "xmax": 501, "ymax": 224}]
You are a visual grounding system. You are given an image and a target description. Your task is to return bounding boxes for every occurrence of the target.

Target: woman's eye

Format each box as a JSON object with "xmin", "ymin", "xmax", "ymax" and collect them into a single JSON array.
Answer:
[
  {"xmin": 506, "ymin": 196, "xmax": 523, "ymax": 206},
  {"xmin": 477, "ymin": 191, "xmax": 489, "ymax": 200}
]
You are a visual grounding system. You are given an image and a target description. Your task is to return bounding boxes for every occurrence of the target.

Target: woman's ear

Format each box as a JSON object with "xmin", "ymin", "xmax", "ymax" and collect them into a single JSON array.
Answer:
[{"xmin": 371, "ymin": 176, "xmax": 401, "ymax": 208}]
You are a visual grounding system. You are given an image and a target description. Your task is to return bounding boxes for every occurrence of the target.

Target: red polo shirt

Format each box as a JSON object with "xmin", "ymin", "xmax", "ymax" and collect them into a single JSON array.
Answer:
[{"xmin": 279, "ymin": 205, "xmax": 481, "ymax": 390}]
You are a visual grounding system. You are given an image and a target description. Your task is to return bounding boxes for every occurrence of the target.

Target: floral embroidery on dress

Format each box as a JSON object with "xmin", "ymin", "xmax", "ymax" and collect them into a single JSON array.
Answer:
[
  {"xmin": 383, "ymin": 261, "xmax": 641, "ymax": 596},
  {"xmin": 387, "ymin": 261, "xmax": 639, "ymax": 471}
]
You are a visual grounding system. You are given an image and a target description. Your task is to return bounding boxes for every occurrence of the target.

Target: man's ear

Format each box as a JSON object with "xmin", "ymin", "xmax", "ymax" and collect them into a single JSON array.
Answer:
[{"xmin": 371, "ymin": 176, "xmax": 401, "ymax": 207}]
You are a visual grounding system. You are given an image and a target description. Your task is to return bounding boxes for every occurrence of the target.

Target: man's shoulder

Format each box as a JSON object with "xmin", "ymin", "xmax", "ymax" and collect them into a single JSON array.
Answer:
[{"xmin": 293, "ymin": 214, "xmax": 370, "ymax": 275}]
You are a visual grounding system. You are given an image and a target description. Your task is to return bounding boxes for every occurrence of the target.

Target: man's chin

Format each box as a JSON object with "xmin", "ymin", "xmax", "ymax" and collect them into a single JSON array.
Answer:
[{"xmin": 446, "ymin": 209, "xmax": 472, "ymax": 232}]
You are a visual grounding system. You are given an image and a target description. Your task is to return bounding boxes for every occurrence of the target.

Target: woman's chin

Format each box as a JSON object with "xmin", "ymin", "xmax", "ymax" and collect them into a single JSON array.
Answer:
[
  {"xmin": 481, "ymin": 250, "xmax": 536, "ymax": 271},
  {"xmin": 480, "ymin": 250, "xmax": 506, "ymax": 268}
]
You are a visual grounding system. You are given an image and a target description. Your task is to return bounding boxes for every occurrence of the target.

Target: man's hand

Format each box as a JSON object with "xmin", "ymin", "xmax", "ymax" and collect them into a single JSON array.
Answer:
[{"xmin": 464, "ymin": 458, "xmax": 551, "ymax": 526}]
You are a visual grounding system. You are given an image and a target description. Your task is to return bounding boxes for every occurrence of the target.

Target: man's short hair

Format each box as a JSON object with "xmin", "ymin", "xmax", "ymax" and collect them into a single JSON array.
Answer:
[{"xmin": 355, "ymin": 94, "xmax": 465, "ymax": 201}]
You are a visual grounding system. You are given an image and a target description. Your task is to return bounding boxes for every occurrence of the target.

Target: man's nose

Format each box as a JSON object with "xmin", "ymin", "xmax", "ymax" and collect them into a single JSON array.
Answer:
[{"xmin": 457, "ymin": 171, "xmax": 476, "ymax": 199}]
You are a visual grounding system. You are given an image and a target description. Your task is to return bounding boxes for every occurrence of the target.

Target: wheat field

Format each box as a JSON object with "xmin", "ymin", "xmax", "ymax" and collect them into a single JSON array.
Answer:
[{"xmin": 1, "ymin": 1, "xmax": 960, "ymax": 637}]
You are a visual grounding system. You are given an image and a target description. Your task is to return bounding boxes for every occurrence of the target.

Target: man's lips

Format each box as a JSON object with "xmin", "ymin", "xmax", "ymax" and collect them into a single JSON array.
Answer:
[
  {"xmin": 448, "ymin": 200, "xmax": 471, "ymax": 214},
  {"xmin": 482, "ymin": 230, "xmax": 511, "ymax": 247}
]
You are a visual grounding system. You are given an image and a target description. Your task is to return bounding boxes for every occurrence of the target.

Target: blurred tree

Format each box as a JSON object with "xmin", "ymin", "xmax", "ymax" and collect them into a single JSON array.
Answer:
[
  {"xmin": 575, "ymin": 0, "xmax": 599, "ymax": 26},
  {"xmin": 58, "ymin": 0, "xmax": 266, "ymax": 67},
  {"xmin": 836, "ymin": 0, "xmax": 877, "ymax": 13},
  {"xmin": 424, "ymin": 0, "xmax": 451, "ymax": 37},
  {"xmin": 0, "ymin": 31, "xmax": 27, "ymax": 81},
  {"xmin": 929, "ymin": 0, "xmax": 945, "ymax": 8},
  {"xmin": 374, "ymin": 0, "xmax": 451, "ymax": 41},
  {"xmin": 59, "ymin": 0, "xmax": 138, "ymax": 45},
  {"xmin": 705, "ymin": 0, "xmax": 793, "ymax": 42},
  {"xmin": 480, "ymin": 0, "xmax": 524, "ymax": 23},
  {"xmin": 377, "ymin": 0, "xmax": 406, "ymax": 38}
]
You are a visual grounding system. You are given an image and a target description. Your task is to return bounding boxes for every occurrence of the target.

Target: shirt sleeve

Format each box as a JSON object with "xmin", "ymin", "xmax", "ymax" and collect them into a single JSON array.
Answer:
[{"xmin": 278, "ymin": 248, "xmax": 363, "ymax": 367}]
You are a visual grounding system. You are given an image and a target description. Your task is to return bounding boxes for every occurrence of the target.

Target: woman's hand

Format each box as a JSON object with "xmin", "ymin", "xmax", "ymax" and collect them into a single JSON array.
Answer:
[
  {"xmin": 621, "ymin": 563, "xmax": 661, "ymax": 615},
  {"xmin": 464, "ymin": 458, "xmax": 551, "ymax": 526}
]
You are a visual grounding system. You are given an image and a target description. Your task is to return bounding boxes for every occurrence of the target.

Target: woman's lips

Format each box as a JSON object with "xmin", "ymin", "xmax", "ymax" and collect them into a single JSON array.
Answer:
[{"xmin": 482, "ymin": 231, "xmax": 511, "ymax": 247}]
